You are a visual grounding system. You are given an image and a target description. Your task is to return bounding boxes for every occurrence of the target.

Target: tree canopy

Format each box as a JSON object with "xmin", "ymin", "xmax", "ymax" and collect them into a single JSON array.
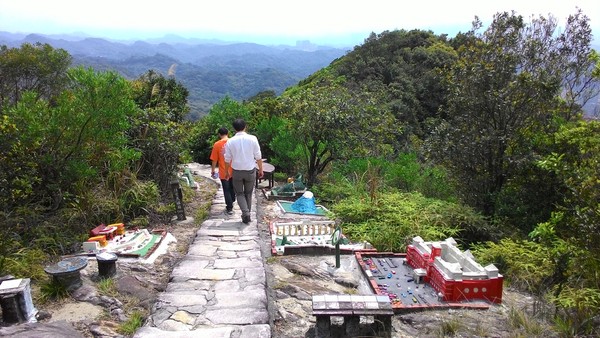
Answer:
[
  {"xmin": 0, "ymin": 42, "xmax": 71, "ymax": 111},
  {"xmin": 426, "ymin": 11, "xmax": 598, "ymax": 218}
]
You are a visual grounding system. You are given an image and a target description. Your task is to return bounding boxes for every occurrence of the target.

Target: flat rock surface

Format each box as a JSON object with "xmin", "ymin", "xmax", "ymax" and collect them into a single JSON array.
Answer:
[
  {"xmin": 134, "ymin": 162, "xmax": 271, "ymax": 337},
  {"xmin": 0, "ymin": 320, "xmax": 85, "ymax": 338}
]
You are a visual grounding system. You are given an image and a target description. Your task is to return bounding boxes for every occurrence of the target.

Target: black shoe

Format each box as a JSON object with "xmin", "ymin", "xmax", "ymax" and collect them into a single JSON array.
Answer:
[{"xmin": 242, "ymin": 215, "xmax": 251, "ymax": 224}]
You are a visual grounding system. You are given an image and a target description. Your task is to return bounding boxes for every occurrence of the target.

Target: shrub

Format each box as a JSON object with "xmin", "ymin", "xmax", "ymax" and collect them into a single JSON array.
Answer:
[
  {"xmin": 0, "ymin": 222, "xmax": 49, "ymax": 280},
  {"xmin": 312, "ymin": 172, "xmax": 361, "ymax": 204},
  {"xmin": 119, "ymin": 180, "xmax": 159, "ymax": 221},
  {"xmin": 471, "ymin": 239, "xmax": 554, "ymax": 294},
  {"xmin": 506, "ymin": 306, "xmax": 545, "ymax": 336},
  {"xmin": 438, "ymin": 318, "xmax": 463, "ymax": 337},
  {"xmin": 315, "ymin": 155, "xmax": 458, "ymax": 208},
  {"xmin": 331, "ymin": 191, "xmax": 484, "ymax": 252},
  {"xmin": 551, "ymin": 286, "xmax": 600, "ymax": 336},
  {"xmin": 129, "ymin": 216, "xmax": 150, "ymax": 228},
  {"xmin": 194, "ymin": 207, "xmax": 209, "ymax": 223},
  {"xmin": 273, "ymin": 172, "xmax": 288, "ymax": 182},
  {"xmin": 180, "ymin": 184, "xmax": 196, "ymax": 203}
]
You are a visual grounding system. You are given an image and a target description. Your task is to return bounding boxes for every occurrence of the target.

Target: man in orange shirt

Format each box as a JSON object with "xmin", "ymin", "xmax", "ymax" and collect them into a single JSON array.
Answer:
[{"xmin": 210, "ymin": 127, "xmax": 235, "ymax": 215}]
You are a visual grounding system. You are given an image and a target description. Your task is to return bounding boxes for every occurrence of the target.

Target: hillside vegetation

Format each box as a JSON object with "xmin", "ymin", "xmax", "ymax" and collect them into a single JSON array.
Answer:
[
  {"xmin": 1, "ymin": 9, "xmax": 600, "ymax": 336},
  {"xmin": 0, "ymin": 32, "xmax": 349, "ymax": 120}
]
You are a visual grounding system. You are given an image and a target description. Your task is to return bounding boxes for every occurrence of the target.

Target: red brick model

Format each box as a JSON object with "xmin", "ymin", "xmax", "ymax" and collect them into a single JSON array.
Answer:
[
  {"xmin": 90, "ymin": 223, "xmax": 118, "ymax": 240},
  {"xmin": 406, "ymin": 237, "xmax": 503, "ymax": 304}
]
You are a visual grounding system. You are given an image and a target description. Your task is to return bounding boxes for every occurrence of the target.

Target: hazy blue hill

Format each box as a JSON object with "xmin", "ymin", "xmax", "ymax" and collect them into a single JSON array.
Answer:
[
  {"xmin": 144, "ymin": 34, "xmax": 235, "ymax": 45},
  {"xmin": 1, "ymin": 32, "xmax": 349, "ymax": 120},
  {"xmin": 129, "ymin": 40, "xmax": 162, "ymax": 55},
  {"xmin": 22, "ymin": 34, "xmax": 54, "ymax": 45},
  {"xmin": 72, "ymin": 53, "xmax": 184, "ymax": 78},
  {"xmin": 19, "ymin": 34, "xmax": 135, "ymax": 59},
  {"xmin": 193, "ymin": 48, "xmax": 346, "ymax": 78},
  {"xmin": 0, "ymin": 31, "xmax": 27, "ymax": 42},
  {"xmin": 79, "ymin": 52, "xmax": 280, "ymax": 115}
]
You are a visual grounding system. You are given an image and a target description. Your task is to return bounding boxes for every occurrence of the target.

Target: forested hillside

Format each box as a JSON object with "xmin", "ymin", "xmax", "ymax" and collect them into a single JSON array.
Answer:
[
  {"xmin": 1, "ymin": 8, "xmax": 600, "ymax": 336},
  {"xmin": 0, "ymin": 32, "xmax": 349, "ymax": 120}
]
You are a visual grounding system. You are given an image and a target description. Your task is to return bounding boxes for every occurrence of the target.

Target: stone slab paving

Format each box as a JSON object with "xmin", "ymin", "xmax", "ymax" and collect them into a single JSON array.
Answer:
[{"xmin": 134, "ymin": 163, "xmax": 271, "ymax": 338}]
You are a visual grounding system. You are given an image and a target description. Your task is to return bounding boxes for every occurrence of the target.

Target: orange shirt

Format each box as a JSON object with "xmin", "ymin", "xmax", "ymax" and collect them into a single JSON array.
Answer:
[{"xmin": 210, "ymin": 138, "xmax": 232, "ymax": 179}]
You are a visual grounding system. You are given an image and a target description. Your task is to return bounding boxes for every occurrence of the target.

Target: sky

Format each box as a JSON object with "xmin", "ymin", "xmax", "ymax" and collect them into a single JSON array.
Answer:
[{"xmin": 0, "ymin": 0, "xmax": 599, "ymax": 46}]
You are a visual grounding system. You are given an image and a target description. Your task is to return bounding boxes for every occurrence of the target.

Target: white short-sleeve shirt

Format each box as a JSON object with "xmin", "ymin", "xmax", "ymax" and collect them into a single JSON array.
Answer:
[{"xmin": 224, "ymin": 131, "xmax": 262, "ymax": 170}]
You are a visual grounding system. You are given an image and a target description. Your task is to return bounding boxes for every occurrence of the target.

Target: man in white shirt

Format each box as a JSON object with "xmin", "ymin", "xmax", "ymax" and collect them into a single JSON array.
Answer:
[{"xmin": 224, "ymin": 118, "xmax": 263, "ymax": 224}]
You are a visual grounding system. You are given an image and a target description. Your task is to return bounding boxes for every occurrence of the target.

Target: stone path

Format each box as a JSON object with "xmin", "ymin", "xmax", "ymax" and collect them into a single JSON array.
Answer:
[{"xmin": 134, "ymin": 163, "xmax": 271, "ymax": 338}]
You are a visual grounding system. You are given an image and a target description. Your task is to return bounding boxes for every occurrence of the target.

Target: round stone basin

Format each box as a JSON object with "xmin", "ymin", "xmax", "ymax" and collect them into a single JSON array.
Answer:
[{"xmin": 44, "ymin": 257, "xmax": 88, "ymax": 291}]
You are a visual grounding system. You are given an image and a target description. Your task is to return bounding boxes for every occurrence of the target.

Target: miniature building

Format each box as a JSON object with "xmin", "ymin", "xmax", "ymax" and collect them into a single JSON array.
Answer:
[
  {"xmin": 312, "ymin": 294, "xmax": 393, "ymax": 338},
  {"xmin": 81, "ymin": 226, "xmax": 166, "ymax": 258},
  {"xmin": 90, "ymin": 224, "xmax": 118, "ymax": 240},
  {"xmin": 82, "ymin": 241, "xmax": 100, "ymax": 253},
  {"xmin": 110, "ymin": 222, "xmax": 125, "ymax": 235},
  {"xmin": 355, "ymin": 251, "xmax": 493, "ymax": 310},
  {"xmin": 405, "ymin": 236, "xmax": 503, "ymax": 303},
  {"xmin": 87, "ymin": 235, "xmax": 108, "ymax": 247},
  {"xmin": 270, "ymin": 220, "xmax": 374, "ymax": 255}
]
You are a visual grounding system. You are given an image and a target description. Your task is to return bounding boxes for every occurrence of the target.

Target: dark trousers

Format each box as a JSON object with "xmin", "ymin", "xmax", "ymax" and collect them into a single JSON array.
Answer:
[
  {"xmin": 220, "ymin": 178, "xmax": 236, "ymax": 211},
  {"xmin": 232, "ymin": 169, "xmax": 256, "ymax": 217}
]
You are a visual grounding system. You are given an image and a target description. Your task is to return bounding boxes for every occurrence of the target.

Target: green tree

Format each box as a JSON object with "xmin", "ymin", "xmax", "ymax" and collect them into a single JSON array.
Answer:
[
  {"xmin": 0, "ymin": 113, "xmax": 38, "ymax": 210},
  {"xmin": 245, "ymin": 91, "xmax": 286, "ymax": 165},
  {"xmin": 551, "ymin": 9, "xmax": 599, "ymax": 121},
  {"xmin": 6, "ymin": 67, "xmax": 139, "ymax": 209},
  {"xmin": 131, "ymin": 69, "xmax": 190, "ymax": 122},
  {"xmin": 280, "ymin": 74, "xmax": 395, "ymax": 186},
  {"xmin": 1, "ymin": 67, "xmax": 138, "ymax": 211},
  {"xmin": 426, "ymin": 11, "xmax": 596, "ymax": 217},
  {"xmin": 0, "ymin": 43, "xmax": 71, "ymax": 207},
  {"xmin": 189, "ymin": 96, "xmax": 252, "ymax": 164},
  {"xmin": 0, "ymin": 66, "xmax": 141, "ymax": 275},
  {"xmin": 538, "ymin": 120, "xmax": 600, "ymax": 254},
  {"xmin": 332, "ymin": 29, "xmax": 457, "ymax": 143},
  {"xmin": 129, "ymin": 71, "xmax": 191, "ymax": 190},
  {"xmin": 0, "ymin": 43, "xmax": 71, "ymax": 111}
]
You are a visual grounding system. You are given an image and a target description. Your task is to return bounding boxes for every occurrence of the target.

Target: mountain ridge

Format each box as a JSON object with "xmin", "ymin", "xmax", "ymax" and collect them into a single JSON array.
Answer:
[{"xmin": 0, "ymin": 31, "xmax": 352, "ymax": 120}]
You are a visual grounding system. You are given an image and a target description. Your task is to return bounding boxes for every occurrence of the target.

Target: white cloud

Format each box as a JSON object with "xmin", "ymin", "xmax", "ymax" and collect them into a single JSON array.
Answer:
[{"xmin": 0, "ymin": 0, "xmax": 598, "ymax": 44}]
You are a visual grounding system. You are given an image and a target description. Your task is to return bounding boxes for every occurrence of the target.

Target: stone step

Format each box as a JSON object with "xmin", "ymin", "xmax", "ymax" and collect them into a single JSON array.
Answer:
[
  {"xmin": 134, "ymin": 324, "xmax": 271, "ymax": 337},
  {"xmin": 136, "ymin": 163, "xmax": 271, "ymax": 337}
]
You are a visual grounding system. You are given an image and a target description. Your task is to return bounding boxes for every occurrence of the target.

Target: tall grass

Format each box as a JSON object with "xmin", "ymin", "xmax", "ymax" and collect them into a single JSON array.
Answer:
[
  {"xmin": 118, "ymin": 310, "xmax": 145, "ymax": 335},
  {"xmin": 97, "ymin": 277, "xmax": 118, "ymax": 297},
  {"xmin": 437, "ymin": 318, "xmax": 463, "ymax": 337},
  {"xmin": 507, "ymin": 307, "xmax": 545, "ymax": 336},
  {"xmin": 39, "ymin": 278, "xmax": 69, "ymax": 303}
]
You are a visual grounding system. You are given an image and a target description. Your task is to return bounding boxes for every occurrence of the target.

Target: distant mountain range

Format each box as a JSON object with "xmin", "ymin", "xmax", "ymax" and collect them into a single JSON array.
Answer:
[
  {"xmin": 0, "ymin": 32, "xmax": 354, "ymax": 120},
  {"xmin": 3, "ymin": 32, "xmax": 596, "ymax": 119}
]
